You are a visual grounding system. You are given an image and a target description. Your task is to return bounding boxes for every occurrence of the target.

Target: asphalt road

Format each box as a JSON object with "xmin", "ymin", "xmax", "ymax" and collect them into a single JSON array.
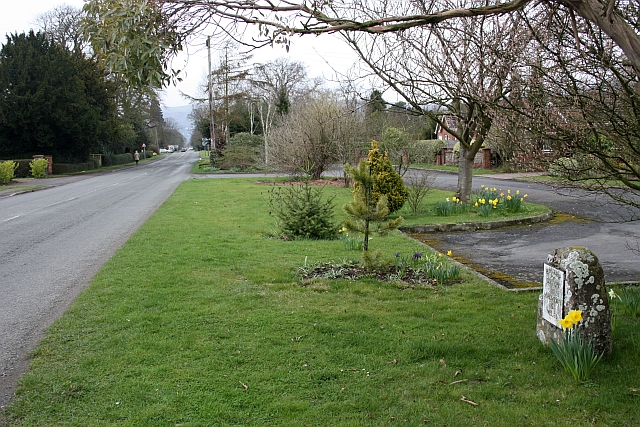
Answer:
[
  {"xmin": 406, "ymin": 170, "xmax": 640, "ymax": 287},
  {"xmin": 0, "ymin": 151, "xmax": 197, "ymax": 407}
]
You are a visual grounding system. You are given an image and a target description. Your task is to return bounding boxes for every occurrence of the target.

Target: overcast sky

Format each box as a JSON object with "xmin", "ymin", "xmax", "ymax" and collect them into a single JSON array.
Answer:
[{"xmin": 1, "ymin": 1, "xmax": 361, "ymax": 107}]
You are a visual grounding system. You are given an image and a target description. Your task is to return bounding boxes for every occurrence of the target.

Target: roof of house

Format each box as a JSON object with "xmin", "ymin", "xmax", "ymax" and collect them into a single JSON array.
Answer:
[{"xmin": 437, "ymin": 115, "xmax": 459, "ymax": 133}]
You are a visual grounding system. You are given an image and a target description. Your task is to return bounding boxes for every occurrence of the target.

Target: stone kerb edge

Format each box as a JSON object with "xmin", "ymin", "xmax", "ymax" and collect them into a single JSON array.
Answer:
[{"xmin": 399, "ymin": 210, "xmax": 553, "ymax": 234}]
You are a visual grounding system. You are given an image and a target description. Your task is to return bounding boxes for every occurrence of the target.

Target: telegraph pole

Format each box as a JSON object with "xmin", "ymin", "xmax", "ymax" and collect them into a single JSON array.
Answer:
[{"xmin": 207, "ymin": 36, "xmax": 216, "ymax": 153}]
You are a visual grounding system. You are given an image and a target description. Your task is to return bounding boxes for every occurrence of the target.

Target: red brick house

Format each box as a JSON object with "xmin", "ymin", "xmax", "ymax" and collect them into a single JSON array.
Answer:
[
  {"xmin": 435, "ymin": 115, "xmax": 458, "ymax": 147},
  {"xmin": 434, "ymin": 115, "xmax": 491, "ymax": 168}
]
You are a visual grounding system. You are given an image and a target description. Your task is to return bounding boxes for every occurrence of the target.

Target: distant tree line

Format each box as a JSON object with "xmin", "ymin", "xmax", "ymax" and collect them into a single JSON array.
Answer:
[{"xmin": 0, "ymin": 5, "xmax": 185, "ymax": 164}]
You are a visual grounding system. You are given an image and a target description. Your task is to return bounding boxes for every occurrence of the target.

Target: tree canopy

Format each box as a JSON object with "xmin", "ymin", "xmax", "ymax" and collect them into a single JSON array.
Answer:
[
  {"xmin": 82, "ymin": 0, "xmax": 640, "ymax": 84},
  {"xmin": 0, "ymin": 31, "xmax": 119, "ymax": 162}
]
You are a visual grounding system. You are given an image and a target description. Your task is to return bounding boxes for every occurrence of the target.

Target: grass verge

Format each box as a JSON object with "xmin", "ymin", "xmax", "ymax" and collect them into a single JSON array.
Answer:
[{"xmin": 2, "ymin": 178, "xmax": 638, "ymax": 426}]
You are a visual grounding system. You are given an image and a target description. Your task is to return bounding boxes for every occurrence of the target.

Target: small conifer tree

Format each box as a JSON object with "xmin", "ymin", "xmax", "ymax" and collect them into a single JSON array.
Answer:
[
  {"xmin": 359, "ymin": 141, "xmax": 408, "ymax": 213},
  {"xmin": 343, "ymin": 160, "xmax": 404, "ymax": 254}
]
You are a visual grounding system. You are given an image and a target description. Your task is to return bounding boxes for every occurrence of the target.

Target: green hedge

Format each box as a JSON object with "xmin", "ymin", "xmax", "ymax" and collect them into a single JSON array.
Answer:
[
  {"xmin": 12, "ymin": 159, "xmax": 33, "ymax": 178},
  {"xmin": 102, "ymin": 153, "xmax": 133, "ymax": 167},
  {"xmin": 52, "ymin": 158, "xmax": 100, "ymax": 174},
  {"xmin": 407, "ymin": 140, "xmax": 446, "ymax": 164}
]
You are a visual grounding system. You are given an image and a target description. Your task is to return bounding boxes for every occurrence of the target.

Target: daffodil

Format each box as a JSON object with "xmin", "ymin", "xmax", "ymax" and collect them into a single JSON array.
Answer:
[
  {"xmin": 516, "ymin": 190, "xmax": 520, "ymax": 195},
  {"xmin": 447, "ymin": 250, "xmax": 452, "ymax": 256},
  {"xmin": 438, "ymin": 253, "xmax": 443, "ymax": 257},
  {"xmin": 608, "ymin": 289, "xmax": 617, "ymax": 299},
  {"xmin": 474, "ymin": 202, "xmax": 478, "ymax": 207},
  {"xmin": 558, "ymin": 318, "xmax": 573, "ymax": 329},
  {"xmin": 500, "ymin": 192, "xmax": 505, "ymax": 197},
  {"xmin": 566, "ymin": 310, "xmax": 583, "ymax": 325},
  {"xmin": 481, "ymin": 184, "xmax": 485, "ymax": 188},
  {"xmin": 507, "ymin": 195, "xmax": 512, "ymax": 201},
  {"xmin": 508, "ymin": 189, "xmax": 511, "ymax": 194}
]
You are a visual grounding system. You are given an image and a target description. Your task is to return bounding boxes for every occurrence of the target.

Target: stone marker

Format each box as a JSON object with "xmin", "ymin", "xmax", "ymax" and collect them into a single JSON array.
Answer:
[{"xmin": 537, "ymin": 246, "xmax": 612, "ymax": 356}]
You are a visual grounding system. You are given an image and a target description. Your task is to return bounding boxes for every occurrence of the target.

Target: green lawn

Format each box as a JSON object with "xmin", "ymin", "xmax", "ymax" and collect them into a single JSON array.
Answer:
[{"xmin": 2, "ymin": 178, "xmax": 638, "ymax": 426}]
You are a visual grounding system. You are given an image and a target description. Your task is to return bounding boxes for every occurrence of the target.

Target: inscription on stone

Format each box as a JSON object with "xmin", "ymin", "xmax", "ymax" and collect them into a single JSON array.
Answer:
[{"xmin": 542, "ymin": 263, "xmax": 565, "ymax": 326}]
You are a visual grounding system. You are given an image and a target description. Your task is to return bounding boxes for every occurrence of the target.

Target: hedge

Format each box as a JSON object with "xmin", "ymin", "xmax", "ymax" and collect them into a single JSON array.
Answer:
[
  {"xmin": 101, "ymin": 153, "xmax": 133, "ymax": 167},
  {"xmin": 52, "ymin": 158, "xmax": 101, "ymax": 174}
]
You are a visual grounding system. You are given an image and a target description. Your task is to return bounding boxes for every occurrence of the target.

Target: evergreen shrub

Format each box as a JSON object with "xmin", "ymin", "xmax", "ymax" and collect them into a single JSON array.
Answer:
[
  {"xmin": 219, "ymin": 146, "xmax": 262, "ymax": 170},
  {"xmin": 362, "ymin": 142, "xmax": 408, "ymax": 213},
  {"xmin": 230, "ymin": 132, "xmax": 263, "ymax": 148},
  {"xmin": 52, "ymin": 159, "xmax": 99, "ymax": 174},
  {"xmin": 0, "ymin": 160, "xmax": 17, "ymax": 184},
  {"xmin": 30, "ymin": 158, "xmax": 49, "ymax": 178},
  {"xmin": 408, "ymin": 140, "xmax": 446, "ymax": 164},
  {"xmin": 268, "ymin": 184, "xmax": 339, "ymax": 240},
  {"xmin": 102, "ymin": 153, "xmax": 133, "ymax": 167},
  {"xmin": 12, "ymin": 159, "xmax": 32, "ymax": 178}
]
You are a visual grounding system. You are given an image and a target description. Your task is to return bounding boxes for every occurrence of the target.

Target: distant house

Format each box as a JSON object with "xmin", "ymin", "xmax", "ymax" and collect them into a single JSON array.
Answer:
[
  {"xmin": 435, "ymin": 115, "xmax": 458, "ymax": 148},
  {"xmin": 434, "ymin": 115, "xmax": 492, "ymax": 168}
]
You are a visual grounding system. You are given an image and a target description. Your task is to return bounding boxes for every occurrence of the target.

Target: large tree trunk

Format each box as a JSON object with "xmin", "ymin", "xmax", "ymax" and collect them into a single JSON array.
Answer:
[{"xmin": 456, "ymin": 143, "xmax": 475, "ymax": 203}]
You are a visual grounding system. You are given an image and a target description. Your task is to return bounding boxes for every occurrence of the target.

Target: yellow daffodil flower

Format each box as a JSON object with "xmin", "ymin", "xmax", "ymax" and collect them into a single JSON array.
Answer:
[
  {"xmin": 508, "ymin": 189, "xmax": 511, "ymax": 194},
  {"xmin": 516, "ymin": 190, "xmax": 520, "ymax": 195},
  {"xmin": 507, "ymin": 195, "xmax": 512, "ymax": 201},
  {"xmin": 447, "ymin": 250, "xmax": 452, "ymax": 256},
  {"xmin": 566, "ymin": 310, "xmax": 583, "ymax": 325},
  {"xmin": 438, "ymin": 253, "xmax": 443, "ymax": 257},
  {"xmin": 474, "ymin": 202, "xmax": 478, "ymax": 207},
  {"xmin": 500, "ymin": 193, "xmax": 505, "ymax": 197},
  {"xmin": 558, "ymin": 318, "xmax": 573, "ymax": 329}
]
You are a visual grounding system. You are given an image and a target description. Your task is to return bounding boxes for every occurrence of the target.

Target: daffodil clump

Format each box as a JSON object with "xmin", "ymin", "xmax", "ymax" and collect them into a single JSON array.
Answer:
[
  {"xmin": 608, "ymin": 287, "xmax": 640, "ymax": 331},
  {"xmin": 548, "ymin": 310, "xmax": 603, "ymax": 382},
  {"xmin": 338, "ymin": 227, "xmax": 363, "ymax": 251},
  {"xmin": 425, "ymin": 251, "xmax": 461, "ymax": 283},
  {"xmin": 393, "ymin": 250, "xmax": 461, "ymax": 283},
  {"xmin": 474, "ymin": 185, "xmax": 528, "ymax": 214},
  {"xmin": 474, "ymin": 197, "xmax": 498, "ymax": 216},
  {"xmin": 609, "ymin": 286, "xmax": 640, "ymax": 318},
  {"xmin": 433, "ymin": 196, "xmax": 471, "ymax": 216},
  {"xmin": 433, "ymin": 186, "xmax": 528, "ymax": 217}
]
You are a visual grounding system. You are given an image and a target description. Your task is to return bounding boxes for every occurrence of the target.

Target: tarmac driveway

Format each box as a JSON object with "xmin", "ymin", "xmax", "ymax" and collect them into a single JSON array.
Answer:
[{"xmin": 410, "ymin": 171, "xmax": 640, "ymax": 288}]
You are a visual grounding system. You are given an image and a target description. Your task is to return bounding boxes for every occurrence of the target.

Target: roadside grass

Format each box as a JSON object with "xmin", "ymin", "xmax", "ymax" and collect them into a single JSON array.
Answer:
[
  {"xmin": 3, "ymin": 178, "xmax": 638, "ymax": 426},
  {"xmin": 0, "ymin": 184, "xmax": 45, "ymax": 192}
]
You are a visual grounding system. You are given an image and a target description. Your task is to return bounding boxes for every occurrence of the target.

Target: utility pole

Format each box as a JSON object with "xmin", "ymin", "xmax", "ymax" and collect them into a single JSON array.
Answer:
[
  {"xmin": 224, "ymin": 46, "xmax": 230, "ymax": 147},
  {"xmin": 207, "ymin": 36, "xmax": 216, "ymax": 153}
]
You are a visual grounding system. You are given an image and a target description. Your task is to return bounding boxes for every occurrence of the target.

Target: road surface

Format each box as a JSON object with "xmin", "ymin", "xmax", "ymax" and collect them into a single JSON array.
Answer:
[
  {"xmin": 0, "ymin": 152, "xmax": 196, "ymax": 407},
  {"xmin": 405, "ymin": 170, "xmax": 640, "ymax": 287}
]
